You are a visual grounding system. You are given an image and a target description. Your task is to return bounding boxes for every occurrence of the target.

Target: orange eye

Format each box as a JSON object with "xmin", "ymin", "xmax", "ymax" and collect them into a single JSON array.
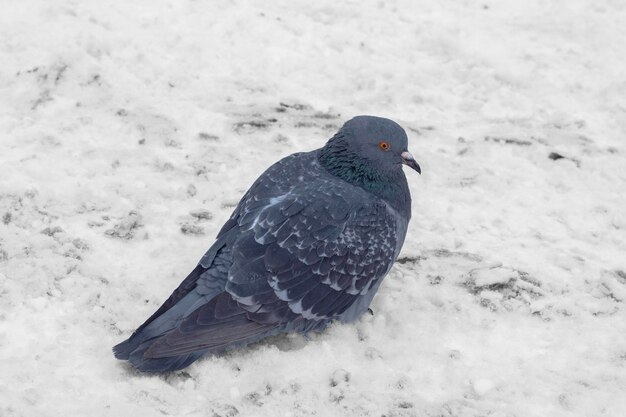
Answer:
[{"xmin": 378, "ymin": 141, "xmax": 390, "ymax": 151}]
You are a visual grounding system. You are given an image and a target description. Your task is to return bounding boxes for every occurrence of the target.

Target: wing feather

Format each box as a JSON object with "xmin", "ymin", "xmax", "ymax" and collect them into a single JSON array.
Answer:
[{"xmin": 225, "ymin": 176, "xmax": 401, "ymax": 324}]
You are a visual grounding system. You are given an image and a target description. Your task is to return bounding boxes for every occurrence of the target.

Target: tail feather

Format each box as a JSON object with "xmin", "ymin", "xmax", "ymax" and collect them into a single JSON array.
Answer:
[
  {"xmin": 114, "ymin": 242, "xmax": 239, "ymax": 372},
  {"xmin": 112, "ymin": 338, "xmax": 137, "ymax": 361},
  {"xmin": 114, "ymin": 292, "xmax": 282, "ymax": 373},
  {"xmin": 126, "ymin": 341, "xmax": 207, "ymax": 373},
  {"xmin": 112, "ymin": 287, "xmax": 219, "ymax": 360}
]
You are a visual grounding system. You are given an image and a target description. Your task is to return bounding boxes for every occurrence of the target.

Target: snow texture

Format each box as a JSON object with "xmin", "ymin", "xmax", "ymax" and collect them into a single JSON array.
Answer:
[{"xmin": 1, "ymin": 0, "xmax": 625, "ymax": 416}]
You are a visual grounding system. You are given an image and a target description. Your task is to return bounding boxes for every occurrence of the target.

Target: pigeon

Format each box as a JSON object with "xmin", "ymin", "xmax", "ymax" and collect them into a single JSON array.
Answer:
[{"xmin": 113, "ymin": 115, "xmax": 421, "ymax": 373}]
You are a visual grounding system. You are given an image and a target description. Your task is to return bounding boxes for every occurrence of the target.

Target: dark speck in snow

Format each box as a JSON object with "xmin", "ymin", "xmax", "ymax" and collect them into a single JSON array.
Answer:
[
  {"xmin": 485, "ymin": 136, "xmax": 532, "ymax": 146},
  {"xmin": 180, "ymin": 223, "xmax": 204, "ymax": 235},
  {"xmin": 198, "ymin": 132, "xmax": 219, "ymax": 141},
  {"xmin": 190, "ymin": 210, "xmax": 213, "ymax": 220}
]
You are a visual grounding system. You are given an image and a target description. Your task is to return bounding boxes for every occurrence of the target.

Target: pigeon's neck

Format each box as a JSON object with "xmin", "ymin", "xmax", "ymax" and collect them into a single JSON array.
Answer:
[{"xmin": 318, "ymin": 138, "xmax": 411, "ymax": 214}]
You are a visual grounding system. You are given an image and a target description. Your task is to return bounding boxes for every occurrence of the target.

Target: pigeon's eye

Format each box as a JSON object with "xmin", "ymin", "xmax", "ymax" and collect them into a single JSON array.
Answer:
[{"xmin": 378, "ymin": 141, "xmax": 390, "ymax": 151}]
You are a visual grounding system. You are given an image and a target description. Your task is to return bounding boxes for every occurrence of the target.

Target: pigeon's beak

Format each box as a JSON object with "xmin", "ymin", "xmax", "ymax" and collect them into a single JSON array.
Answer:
[{"xmin": 401, "ymin": 151, "xmax": 421, "ymax": 174}]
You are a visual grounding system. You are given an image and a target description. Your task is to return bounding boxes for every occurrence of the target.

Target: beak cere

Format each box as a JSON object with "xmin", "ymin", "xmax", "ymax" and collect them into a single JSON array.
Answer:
[{"xmin": 400, "ymin": 151, "xmax": 421, "ymax": 174}]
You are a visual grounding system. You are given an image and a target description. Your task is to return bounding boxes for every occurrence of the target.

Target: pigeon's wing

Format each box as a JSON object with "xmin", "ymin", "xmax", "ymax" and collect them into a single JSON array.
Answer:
[
  {"xmin": 114, "ymin": 153, "xmax": 312, "ymax": 362},
  {"xmin": 143, "ymin": 173, "xmax": 402, "ymax": 358},
  {"xmin": 115, "ymin": 151, "xmax": 304, "ymax": 351},
  {"xmin": 228, "ymin": 179, "xmax": 401, "ymax": 323}
]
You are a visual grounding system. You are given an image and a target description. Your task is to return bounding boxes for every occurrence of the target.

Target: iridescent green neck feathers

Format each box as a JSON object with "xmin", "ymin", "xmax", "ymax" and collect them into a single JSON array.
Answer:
[{"xmin": 318, "ymin": 134, "xmax": 410, "ymax": 211}]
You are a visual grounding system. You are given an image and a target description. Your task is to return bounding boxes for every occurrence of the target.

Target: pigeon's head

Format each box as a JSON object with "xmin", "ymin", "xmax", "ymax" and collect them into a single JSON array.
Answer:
[
  {"xmin": 320, "ymin": 116, "xmax": 421, "ymax": 181},
  {"xmin": 342, "ymin": 116, "xmax": 420, "ymax": 175}
]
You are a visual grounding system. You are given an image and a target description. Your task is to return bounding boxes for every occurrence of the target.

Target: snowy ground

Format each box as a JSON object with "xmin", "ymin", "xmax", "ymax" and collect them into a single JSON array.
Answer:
[{"xmin": 1, "ymin": 0, "xmax": 626, "ymax": 416}]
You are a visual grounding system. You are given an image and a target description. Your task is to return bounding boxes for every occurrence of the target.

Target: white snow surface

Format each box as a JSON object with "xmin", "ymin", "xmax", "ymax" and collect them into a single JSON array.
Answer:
[{"xmin": 1, "ymin": 1, "xmax": 626, "ymax": 416}]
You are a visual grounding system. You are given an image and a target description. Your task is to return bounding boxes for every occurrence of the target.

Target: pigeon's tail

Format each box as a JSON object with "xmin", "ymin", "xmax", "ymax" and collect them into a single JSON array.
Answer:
[
  {"xmin": 118, "ymin": 341, "xmax": 208, "ymax": 373},
  {"xmin": 114, "ymin": 292, "xmax": 283, "ymax": 373},
  {"xmin": 112, "ymin": 288, "xmax": 214, "ymax": 367},
  {"xmin": 112, "ymin": 266, "xmax": 213, "ymax": 361},
  {"xmin": 112, "ymin": 302, "xmax": 213, "ymax": 373}
]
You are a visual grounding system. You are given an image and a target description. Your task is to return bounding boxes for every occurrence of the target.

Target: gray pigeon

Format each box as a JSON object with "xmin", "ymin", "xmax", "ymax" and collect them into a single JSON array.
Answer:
[{"xmin": 113, "ymin": 115, "xmax": 421, "ymax": 372}]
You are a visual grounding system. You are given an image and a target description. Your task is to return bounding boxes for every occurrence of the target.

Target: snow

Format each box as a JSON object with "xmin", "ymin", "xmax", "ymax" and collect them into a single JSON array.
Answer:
[{"xmin": 1, "ymin": 0, "xmax": 625, "ymax": 416}]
